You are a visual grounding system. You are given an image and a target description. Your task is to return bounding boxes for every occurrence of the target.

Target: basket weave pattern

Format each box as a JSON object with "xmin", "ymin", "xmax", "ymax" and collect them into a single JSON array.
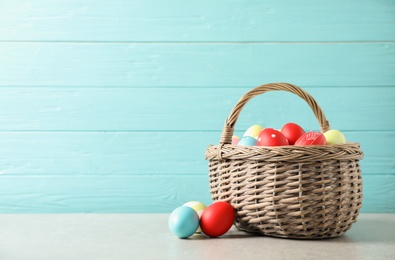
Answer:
[{"xmin": 205, "ymin": 83, "xmax": 364, "ymax": 239}]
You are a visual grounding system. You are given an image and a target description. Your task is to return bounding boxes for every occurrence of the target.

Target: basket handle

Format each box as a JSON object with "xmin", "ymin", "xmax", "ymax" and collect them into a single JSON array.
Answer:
[{"xmin": 219, "ymin": 82, "xmax": 330, "ymax": 145}]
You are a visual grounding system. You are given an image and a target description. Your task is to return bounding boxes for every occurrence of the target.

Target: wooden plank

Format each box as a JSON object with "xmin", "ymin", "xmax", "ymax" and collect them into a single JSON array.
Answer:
[
  {"xmin": 0, "ymin": 132, "xmax": 392, "ymax": 176},
  {"xmin": 0, "ymin": 174, "xmax": 392, "ymax": 213},
  {"xmin": 0, "ymin": 0, "xmax": 394, "ymax": 42},
  {"xmin": 0, "ymin": 43, "xmax": 394, "ymax": 87},
  {"xmin": 352, "ymin": 132, "xmax": 395, "ymax": 176},
  {"xmin": 0, "ymin": 175, "xmax": 213, "ymax": 213},
  {"xmin": 0, "ymin": 87, "xmax": 393, "ymax": 131},
  {"xmin": 361, "ymin": 175, "xmax": 395, "ymax": 213}
]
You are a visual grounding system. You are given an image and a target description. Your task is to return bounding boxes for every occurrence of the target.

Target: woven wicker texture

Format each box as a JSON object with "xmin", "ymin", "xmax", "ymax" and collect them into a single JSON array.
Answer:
[{"xmin": 205, "ymin": 82, "xmax": 364, "ymax": 239}]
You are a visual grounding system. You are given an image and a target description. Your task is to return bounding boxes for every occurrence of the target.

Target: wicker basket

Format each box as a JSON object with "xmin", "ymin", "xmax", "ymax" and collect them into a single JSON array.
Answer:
[{"xmin": 205, "ymin": 82, "xmax": 364, "ymax": 239}]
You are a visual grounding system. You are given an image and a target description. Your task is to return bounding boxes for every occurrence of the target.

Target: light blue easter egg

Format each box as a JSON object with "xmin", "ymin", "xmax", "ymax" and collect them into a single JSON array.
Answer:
[
  {"xmin": 237, "ymin": 136, "xmax": 257, "ymax": 146},
  {"xmin": 168, "ymin": 206, "xmax": 199, "ymax": 238}
]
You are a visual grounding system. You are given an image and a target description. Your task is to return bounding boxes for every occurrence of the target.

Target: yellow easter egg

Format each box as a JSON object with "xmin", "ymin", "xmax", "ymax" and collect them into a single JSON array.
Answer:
[
  {"xmin": 183, "ymin": 201, "xmax": 207, "ymax": 233},
  {"xmin": 243, "ymin": 125, "xmax": 264, "ymax": 139},
  {"xmin": 324, "ymin": 129, "xmax": 346, "ymax": 145}
]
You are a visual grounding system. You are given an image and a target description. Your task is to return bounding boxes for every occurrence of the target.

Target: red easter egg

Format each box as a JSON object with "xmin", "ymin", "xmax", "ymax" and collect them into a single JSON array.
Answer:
[
  {"xmin": 257, "ymin": 128, "xmax": 289, "ymax": 146},
  {"xmin": 200, "ymin": 202, "xmax": 235, "ymax": 237},
  {"xmin": 294, "ymin": 131, "xmax": 327, "ymax": 146},
  {"xmin": 281, "ymin": 122, "xmax": 306, "ymax": 145}
]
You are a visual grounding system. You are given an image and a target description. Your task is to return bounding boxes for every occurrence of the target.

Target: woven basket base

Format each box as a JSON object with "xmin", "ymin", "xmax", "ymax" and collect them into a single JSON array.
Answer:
[
  {"xmin": 207, "ymin": 145, "xmax": 363, "ymax": 239},
  {"xmin": 234, "ymin": 224, "xmax": 354, "ymax": 239},
  {"xmin": 233, "ymin": 212, "xmax": 359, "ymax": 239}
]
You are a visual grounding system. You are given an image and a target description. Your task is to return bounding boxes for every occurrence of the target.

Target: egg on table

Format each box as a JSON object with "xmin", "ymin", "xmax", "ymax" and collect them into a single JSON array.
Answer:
[
  {"xmin": 183, "ymin": 201, "xmax": 207, "ymax": 233},
  {"xmin": 168, "ymin": 206, "xmax": 200, "ymax": 238},
  {"xmin": 200, "ymin": 201, "xmax": 235, "ymax": 237}
]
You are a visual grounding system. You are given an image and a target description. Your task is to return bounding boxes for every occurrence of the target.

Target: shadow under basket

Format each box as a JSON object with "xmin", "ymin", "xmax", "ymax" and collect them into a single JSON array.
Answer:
[{"xmin": 205, "ymin": 83, "xmax": 364, "ymax": 239}]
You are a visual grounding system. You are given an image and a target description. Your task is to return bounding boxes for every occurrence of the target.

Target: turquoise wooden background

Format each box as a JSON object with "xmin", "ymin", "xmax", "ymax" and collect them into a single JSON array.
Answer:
[{"xmin": 0, "ymin": 0, "xmax": 394, "ymax": 213}]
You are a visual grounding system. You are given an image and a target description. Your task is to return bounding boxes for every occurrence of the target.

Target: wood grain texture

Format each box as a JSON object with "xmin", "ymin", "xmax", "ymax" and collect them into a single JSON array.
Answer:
[
  {"xmin": 0, "ymin": 87, "xmax": 393, "ymax": 131},
  {"xmin": 0, "ymin": 43, "xmax": 394, "ymax": 87},
  {"xmin": 0, "ymin": 0, "xmax": 394, "ymax": 42},
  {"xmin": 0, "ymin": 174, "xmax": 392, "ymax": 213},
  {"xmin": 0, "ymin": 174, "xmax": 213, "ymax": 213},
  {"xmin": 0, "ymin": 1, "xmax": 394, "ymax": 213},
  {"xmin": 0, "ymin": 132, "xmax": 392, "ymax": 176}
]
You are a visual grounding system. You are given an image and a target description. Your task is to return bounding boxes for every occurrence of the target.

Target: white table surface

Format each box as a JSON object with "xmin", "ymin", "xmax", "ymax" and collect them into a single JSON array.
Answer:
[{"xmin": 0, "ymin": 214, "xmax": 394, "ymax": 260}]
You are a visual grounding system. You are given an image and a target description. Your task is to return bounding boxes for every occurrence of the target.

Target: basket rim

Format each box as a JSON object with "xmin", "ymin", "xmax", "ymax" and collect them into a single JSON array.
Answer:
[{"xmin": 205, "ymin": 142, "xmax": 363, "ymax": 162}]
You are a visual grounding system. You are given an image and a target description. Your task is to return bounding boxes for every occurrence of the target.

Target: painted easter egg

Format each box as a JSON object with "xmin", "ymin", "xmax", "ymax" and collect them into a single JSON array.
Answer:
[
  {"xmin": 200, "ymin": 202, "xmax": 235, "ymax": 237},
  {"xmin": 295, "ymin": 131, "xmax": 327, "ymax": 146},
  {"xmin": 231, "ymin": 135, "xmax": 240, "ymax": 145},
  {"xmin": 243, "ymin": 125, "xmax": 264, "ymax": 139},
  {"xmin": 183, "ymin": 201, "xmax": 207, "ymax": 233},
  {"xmin": 257, "ymin": 128, "xmax": 289, "ymax": 146},
  {"xmin": 237, "ymin": 136, "xmax": 257, "ymax": 146},
  {"xmin": 281, "ymin": 122, "xmax": 306, "ymax": 145},
  {"xmin": 324, "ymin": 129, "xmax": 346, "ymax": 145},
  {"xmin": 168, "ymin": 206, "xmax": 199, "ymax": 238}
]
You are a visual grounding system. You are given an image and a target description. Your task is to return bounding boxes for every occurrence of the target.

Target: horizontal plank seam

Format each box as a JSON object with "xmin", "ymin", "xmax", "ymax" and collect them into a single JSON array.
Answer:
[
  {"xmin": 0, "ymin": 174, "xmax": 209, "ymax": 177},
  {"xmin": 0, "ymin": 173, "xmax": 392, "ymax": 177},
  {"xmin": 0, "ymin": 41, "xmax": 394, "ymax": 44},
  {"xmin": 0, "ymin": 85, "xmax": 394, "ymax": 89},
  {"xmin": 0, "ymin": 130, "xmax": 392, "ymax": 133}
]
